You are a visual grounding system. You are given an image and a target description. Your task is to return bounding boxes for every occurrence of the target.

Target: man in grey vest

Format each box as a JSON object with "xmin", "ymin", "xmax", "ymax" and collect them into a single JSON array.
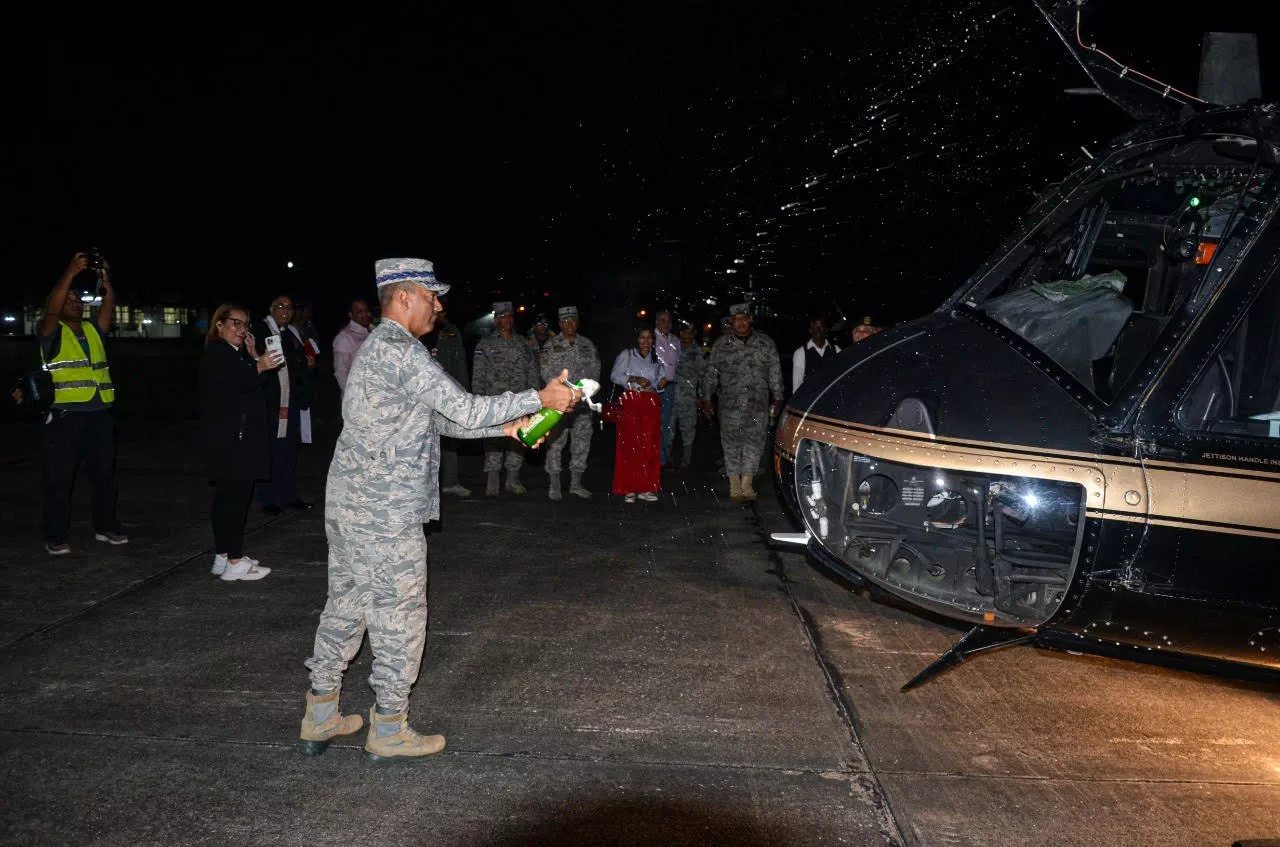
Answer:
[{"xmin": 299, "ymin": 258, "xmax": 580, "ymax": 763}]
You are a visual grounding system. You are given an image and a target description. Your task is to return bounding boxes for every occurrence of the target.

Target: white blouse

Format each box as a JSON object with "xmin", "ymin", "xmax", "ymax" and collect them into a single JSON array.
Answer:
[{"xmin": 611, "ymin": 348, "xmax": 665, "ymax": 391}]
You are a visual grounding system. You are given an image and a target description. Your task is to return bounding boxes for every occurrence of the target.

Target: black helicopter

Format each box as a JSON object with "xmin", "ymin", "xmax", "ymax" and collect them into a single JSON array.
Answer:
[{"xmin": 772, "ymin": 0, "xmax": 1280, "ymax": 690}]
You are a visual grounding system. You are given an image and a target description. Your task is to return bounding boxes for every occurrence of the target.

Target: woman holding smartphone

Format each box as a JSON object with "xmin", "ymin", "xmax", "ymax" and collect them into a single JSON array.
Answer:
[
  {"xmin": 199, "ymin": 304, "xmax": 281, "ymax": 581},
  {"xmin": 608, "ymin": 326, "xmax": 665, "ymax": 503}
]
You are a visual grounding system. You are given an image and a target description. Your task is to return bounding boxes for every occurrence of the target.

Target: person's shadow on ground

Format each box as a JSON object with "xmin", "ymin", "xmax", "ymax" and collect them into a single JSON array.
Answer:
[{"xmin": 455, "ymin": 797, "xmax": 802, "ymax": 846}]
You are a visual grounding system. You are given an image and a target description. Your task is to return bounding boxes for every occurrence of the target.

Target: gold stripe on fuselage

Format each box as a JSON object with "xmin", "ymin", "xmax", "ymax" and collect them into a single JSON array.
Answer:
[{"xmin": 778, "ymin": 410, "xmax": 1280, "ymax": 538}]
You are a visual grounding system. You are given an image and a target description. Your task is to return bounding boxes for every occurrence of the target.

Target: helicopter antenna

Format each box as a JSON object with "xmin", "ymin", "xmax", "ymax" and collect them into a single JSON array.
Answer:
[{"xmin": 1070, "ymin": 4, "xmax": 1205, "ymax": 105}]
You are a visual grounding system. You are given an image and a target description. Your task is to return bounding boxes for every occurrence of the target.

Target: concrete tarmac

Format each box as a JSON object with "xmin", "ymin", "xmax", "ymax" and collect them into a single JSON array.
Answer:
[{"xmin": 1, "ymin": 367, "xmax": 1278, "ymax": 844}]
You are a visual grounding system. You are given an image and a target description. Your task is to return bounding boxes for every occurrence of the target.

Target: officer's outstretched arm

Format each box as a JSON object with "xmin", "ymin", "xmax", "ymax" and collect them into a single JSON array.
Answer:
[{"xmin": 411, "ymin": 349, "xmax": 541, "ymax": 431}]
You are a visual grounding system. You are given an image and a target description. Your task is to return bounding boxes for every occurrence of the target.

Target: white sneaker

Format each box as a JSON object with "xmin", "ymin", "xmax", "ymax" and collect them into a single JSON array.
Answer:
[
  {"xmin": 638, "ymin": 492, "xmax": 659, "ymax": 502},
  {"xmin": 441, "ymin": 485, "xmax": 472, "ymax": 497},
  {"xmin": 624, "ymin": 493, "xmax": 637, "ymax": 503},
  {"xmin": 212, "ymin": 554, "xmax": 257, "ymax": 575},
  {"xmin": 220, "ymin": 558, "xmax": 271, "ymax": 581}
]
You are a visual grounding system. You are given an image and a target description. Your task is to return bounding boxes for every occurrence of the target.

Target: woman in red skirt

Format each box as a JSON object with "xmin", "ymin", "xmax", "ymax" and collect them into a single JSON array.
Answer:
[{"xmin": 609, "ymin": 327, "xmax": 667, "ymax": 502}]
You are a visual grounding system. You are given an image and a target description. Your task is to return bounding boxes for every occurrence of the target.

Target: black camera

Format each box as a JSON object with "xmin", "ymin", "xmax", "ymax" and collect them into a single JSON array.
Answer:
[{"xmin": 86, "ymin": 248, "xmax": 105, "ymax": 271}]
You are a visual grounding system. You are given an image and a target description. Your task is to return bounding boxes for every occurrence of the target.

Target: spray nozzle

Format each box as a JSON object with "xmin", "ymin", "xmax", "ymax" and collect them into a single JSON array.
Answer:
[{"xmin": 569, "ymin": 378, "xmax": 603, "ymax": 413}]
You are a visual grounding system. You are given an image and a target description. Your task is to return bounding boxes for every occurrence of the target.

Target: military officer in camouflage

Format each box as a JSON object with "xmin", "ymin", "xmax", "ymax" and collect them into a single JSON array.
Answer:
[
  {"xmin": 670, "ymin": 323, "xmax": 706, "ymax": 469},
  {"xmin": 699, "ymin": 303, "xmax": 783, "ymax": 501},
  {"xmin": 299, "ymin": 259, "xmax": 580, "ymax": 764},
  {"xmin": 539, "ymin": 305, "xmax": 601, "ymax": 500},
  {"xmin": 473, "ymin": 301, "xmax": 540, "ymax": 496}
]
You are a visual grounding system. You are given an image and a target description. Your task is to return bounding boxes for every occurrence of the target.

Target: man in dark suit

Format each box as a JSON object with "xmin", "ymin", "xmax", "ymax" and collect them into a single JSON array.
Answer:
[{"xmin": 253, "ymin": 294, "xmax": 314, "ymax": 514}]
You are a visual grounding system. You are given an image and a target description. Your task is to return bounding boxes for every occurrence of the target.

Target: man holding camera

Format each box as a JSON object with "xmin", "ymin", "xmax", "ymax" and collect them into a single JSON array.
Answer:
[
  {"xmin": 38, "ymin": 251, "xmax": 128, "ymax": 555},
  {"xmin": 253, "ymin": 295, "xmax": 314, "ymax": 514}
]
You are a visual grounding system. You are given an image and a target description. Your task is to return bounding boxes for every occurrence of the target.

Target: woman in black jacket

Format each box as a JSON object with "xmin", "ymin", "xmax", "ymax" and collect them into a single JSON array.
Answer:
[{"xmin": 200, "ymin": 304, "xmax": 280, "ymax": 582}]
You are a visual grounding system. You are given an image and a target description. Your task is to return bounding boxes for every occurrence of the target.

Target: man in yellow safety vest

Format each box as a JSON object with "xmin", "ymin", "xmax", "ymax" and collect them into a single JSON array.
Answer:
[{"xmin": 38, "ymin": 251, "xmax": 128, "ymax": 555}]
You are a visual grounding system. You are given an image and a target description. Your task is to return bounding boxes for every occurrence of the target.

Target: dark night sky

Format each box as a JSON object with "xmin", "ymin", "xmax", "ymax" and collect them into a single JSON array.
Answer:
[{"xmin": 11, "ymin": 2, "xmax": 1275, "ymax": 338}]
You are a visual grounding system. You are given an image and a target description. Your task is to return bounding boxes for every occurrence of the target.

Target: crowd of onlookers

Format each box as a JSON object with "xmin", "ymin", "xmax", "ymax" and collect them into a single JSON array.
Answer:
[{"xmin": 17, "ymin": 250, "xmax": 886, "ymax": 578}]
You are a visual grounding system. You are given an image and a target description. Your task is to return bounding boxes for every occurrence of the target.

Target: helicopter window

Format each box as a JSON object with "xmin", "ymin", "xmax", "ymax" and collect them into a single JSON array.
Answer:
[
  {"xmin": 973, "ymin": 164, "xmax": 1267, "ymax": 402},
  {"xmin": 1176, "ymin": 271, "xmax": 1280, "ymax": 439}
]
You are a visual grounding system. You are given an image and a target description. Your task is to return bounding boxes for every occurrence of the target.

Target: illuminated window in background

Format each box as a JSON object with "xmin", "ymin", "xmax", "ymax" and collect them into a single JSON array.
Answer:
[
  {"xmin": 117, "ymin": 306, "xmax": 131, "ymax": 325},
  {"xmin": 163, "ymin": 307, "xmax": 182, "ymax": 325},
  {"xmin": 82, "ymin": 305, "xmax": 93, "ymax": 320}
]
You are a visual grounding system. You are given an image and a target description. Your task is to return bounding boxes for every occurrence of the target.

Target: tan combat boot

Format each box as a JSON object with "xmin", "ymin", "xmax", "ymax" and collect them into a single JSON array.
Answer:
[
  {"xmin": 298, "ymin": 689, "xmax": 364, "ymax": 756},
  {"xmin": 740, "ymin": 475, "xmax": 758, "ymax": 501},
  {"xmin": 505, "ymin": 467, "xmax": 527, "ymax": 495},
  {"xmin": 362, "ymin": 707, "xmax": 446, "ymax": 764},
  {"xmin": 728, "ymin": 474, "xmax": 743, "ymax": 500},
  {"xmin": 485, "ymin": 471, "xmax": 500, "ymax": 497}
]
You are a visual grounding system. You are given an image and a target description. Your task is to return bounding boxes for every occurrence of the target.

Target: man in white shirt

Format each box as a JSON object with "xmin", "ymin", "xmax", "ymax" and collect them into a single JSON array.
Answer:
[
  {"xmin": 332, "ymin": 299, "xmax": 373, "ymax": 393},
  {"xmin": 792, "ymin": 317, "xmax": 841, "ymax": 393},
  {"xmin": 653, "ymin": 310, "xmax": 681, "ymax": 468}
]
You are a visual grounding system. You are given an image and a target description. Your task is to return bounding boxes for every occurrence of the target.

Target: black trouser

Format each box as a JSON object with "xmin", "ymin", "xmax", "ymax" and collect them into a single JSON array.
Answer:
[
  {"xmin": 212, "ymin": 478, "xmax": 256, "ymax": 559},
  {"xmin": 41, "ymin": 408, "xmax": 119, "ymax": 543},
  {"xmin": 261, "ymin": 406, "xmax": 301, "ymax": 507}
]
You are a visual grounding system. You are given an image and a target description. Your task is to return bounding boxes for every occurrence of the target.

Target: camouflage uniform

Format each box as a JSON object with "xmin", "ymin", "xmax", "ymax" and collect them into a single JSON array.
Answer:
[
  {"xmin": 306, "ymin": 318, "xmax": 540, "ymax": 712},
  {"xmin": 671, "ymin": 345, "xmax": 706, "ymax": 465},
  {"xmin": 526, "ymin": 331, "xmax": 556, "ymax": 369},
  {"xmin": 424, "ymin": 319, "xmax": 469, "ymax": 490},
  {"xmin": 473, "ymin": 332, "xmax": 539, "ymax": 473},
  {"xmin": 700, "ymin": 331, "xmax": 783, "ymax": 476},
  {"xmin": 539, "ymin": 333, "xmax": 601, "ymax": 474}
]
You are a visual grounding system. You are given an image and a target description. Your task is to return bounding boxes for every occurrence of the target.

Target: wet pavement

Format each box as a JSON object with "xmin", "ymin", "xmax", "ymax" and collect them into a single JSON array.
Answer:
[{"xmin": 1, "ymin": 343, "xmax": 1278, "ymax": 845}]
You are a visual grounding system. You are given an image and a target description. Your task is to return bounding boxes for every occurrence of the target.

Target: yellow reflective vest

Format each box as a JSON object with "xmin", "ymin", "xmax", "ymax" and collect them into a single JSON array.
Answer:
[{"xmin": 41, "ymin": 322, "xmax": 115, "ymax": 407}]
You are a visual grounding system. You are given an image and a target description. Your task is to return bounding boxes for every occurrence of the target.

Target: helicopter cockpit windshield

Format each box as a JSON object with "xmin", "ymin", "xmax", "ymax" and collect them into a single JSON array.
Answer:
[{"xmin": 959, "ymin": 132, "xmax": 1275, "ymax": 404}]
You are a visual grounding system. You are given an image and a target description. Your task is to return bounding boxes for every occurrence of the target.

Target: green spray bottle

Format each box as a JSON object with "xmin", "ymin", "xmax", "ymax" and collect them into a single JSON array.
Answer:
[{"xmin": 518, "ymin": 378, "xmax": 601, "ymax": 448}]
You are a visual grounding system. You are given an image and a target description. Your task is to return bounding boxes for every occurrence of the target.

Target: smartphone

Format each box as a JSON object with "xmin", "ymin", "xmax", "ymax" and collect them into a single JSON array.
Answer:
[{"xmin": 263, "ymin": 334, "xmax": 284, "ymax": 365}]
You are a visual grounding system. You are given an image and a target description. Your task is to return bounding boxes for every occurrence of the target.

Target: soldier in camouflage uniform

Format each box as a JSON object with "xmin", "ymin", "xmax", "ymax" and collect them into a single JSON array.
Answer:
[
  {"xmin": 473, "ymin": 301, "xmax": 540, "ymax": 496},
  {"xmin": 699, "ymin": 303, "xmax": 783, "ymax": 501},
  {"xmin": 299, "ymin": 259, "xmax": 579, "ymax": 763},
  {"xmin": 539, "ymin": 305, "xmax": 601, "ymax": 500},
  {"xmin": 670, "ymin": 324, "xmax": 705, "ymax": 469},
  {"xmin": 526, "ymin": 312, "xmax": 556, "ymax": 369},
  {"xmin": 424, "ymin": 298, "xmax": 472, "ymax": 498}
]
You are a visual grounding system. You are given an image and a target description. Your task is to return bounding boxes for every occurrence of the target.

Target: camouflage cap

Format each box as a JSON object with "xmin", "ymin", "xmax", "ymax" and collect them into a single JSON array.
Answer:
[
  {"xmin": 374, "ymin": 258, "xmax": 450, "ymax": 295},
  {"xmin": 729, "ymin": 303, "xmax": 750, "ymax": 316},
  {"xmin": 558, "ymin": 306, "xmax": 579, "ymax": 320},
  {"xmin": 493, "ymin": 301, "xmax": 513, "ymax": 316}
]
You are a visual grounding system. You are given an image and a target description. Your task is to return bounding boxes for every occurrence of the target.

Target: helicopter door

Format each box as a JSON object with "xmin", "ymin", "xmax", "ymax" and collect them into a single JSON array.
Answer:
[{"xmin": 1129, "ymin": 265, "xmax": 1280, "ymax": 601}]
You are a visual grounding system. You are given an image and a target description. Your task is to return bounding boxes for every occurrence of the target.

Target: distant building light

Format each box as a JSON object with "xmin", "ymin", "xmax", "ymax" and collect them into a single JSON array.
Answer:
[
  {"xmin": 80, "ymin": 293, "xmax": 94, "ymax": 302},
  {"xmin": 725, "ymin": 268, "xmax": 738, "ymax": 274},
  {"xmin": 705, "ymin": 298, "xmax": 716, "ymax": 305},
  {"xmin": 733, "ymin": 258, "xmax": 745, "ymax": 264},
  {"xmin": 518, "ymin": 305, "xmax": 526, "ymax": 312},
  {"xmin": 142, "ymin": 318, "xmax": 154, "ymax": 325},
  {"xmin": 286, "ymin": 260, "xmax": 295, "ymax": 269},
  {"xmin": 2, "ymin": 315, "xmax": 15, "ymax": 322}
]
